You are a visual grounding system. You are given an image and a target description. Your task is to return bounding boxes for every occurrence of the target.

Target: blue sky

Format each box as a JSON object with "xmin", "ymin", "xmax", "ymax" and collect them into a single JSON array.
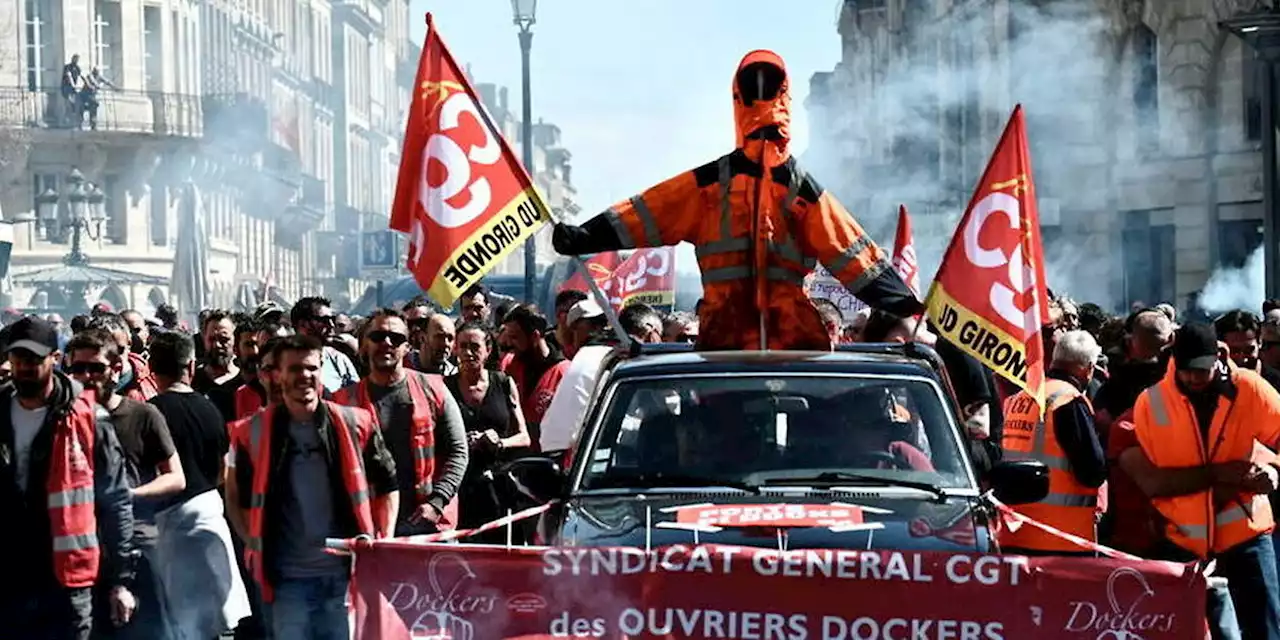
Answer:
[{"xmin": 408, "ymin": 0, "xmax": 844, "ymax": 219}]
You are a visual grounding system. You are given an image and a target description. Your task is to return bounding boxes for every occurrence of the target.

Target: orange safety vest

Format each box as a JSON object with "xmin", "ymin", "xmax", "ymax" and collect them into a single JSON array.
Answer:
[
  {"xmin": 234, "ymin": 384, "xmax": 263, "ymax": 421},
  {"xmin": 586, "ymin": 50, "xmax": 903, "ymax": 352},
  {"xmin": 48, "ymin": 394, "xmax": 102, "ymax": 588},
  {"xmin": 1133, "ymin": 364, "xmax": 1276, "ymax": 558},
  {"xmin": 333, "ymin": 373, "xmax": 447, "ymax": 506},
  {"xmin": 121, "ymin": 352, "xmax": 159, "ymax": 402},
  {"xmin": 998, "ymin": 378, "xmax": 1100, "ymax": 551},
  {"xmin": 238, "ymin": 401, "xmax": 375, "ymax": 602}
]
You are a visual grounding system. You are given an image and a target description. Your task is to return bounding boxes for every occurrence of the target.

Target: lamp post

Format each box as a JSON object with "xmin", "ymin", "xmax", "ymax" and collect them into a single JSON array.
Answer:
[
  {"xmin": 7, "ymin": 168, "xmax": 107, "ymax": 312},
  {"xmin": 1222, "ymin": 6, "xmax": 1280, "ymax": 299},
  {"xmin": 511, "ymin": 0, "xmax": 537, "ymax": 303}
]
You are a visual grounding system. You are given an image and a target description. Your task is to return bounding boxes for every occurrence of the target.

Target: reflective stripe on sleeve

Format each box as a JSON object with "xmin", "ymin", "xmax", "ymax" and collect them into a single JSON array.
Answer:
[
  {"xmin": 48, "ymin": 486, "xmax": 94, "ymax": 508},
  {"xmin": 1146, "ymin": 387, "xmax": 1171, "ymax": 427},
  {"xmin": 52, "ymin": 532, "xmax": 98, "ymax": 552},
  {"xmin": 629, "ymin": 196, "xmax": 663, "ymax": 246},
  {"xmin": 826, "ymin": 236, "xmax": 873, "ymax": 276}
]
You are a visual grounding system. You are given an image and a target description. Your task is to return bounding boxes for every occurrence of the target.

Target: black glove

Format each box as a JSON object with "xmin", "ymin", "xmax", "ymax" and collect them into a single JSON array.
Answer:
[{"xmin": 552, "ymin": 222, "xmax": 588, "ymax": 255}]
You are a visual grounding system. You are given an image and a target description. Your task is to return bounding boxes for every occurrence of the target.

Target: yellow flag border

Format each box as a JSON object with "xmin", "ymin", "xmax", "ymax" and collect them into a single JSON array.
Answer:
[
  {"xmin": 425, "ymin": 187, "xmax": 550, "ymax": 307},
  {"xmin": 925, "ymin": 284, "xmax": 1045, "ymax": 406}
]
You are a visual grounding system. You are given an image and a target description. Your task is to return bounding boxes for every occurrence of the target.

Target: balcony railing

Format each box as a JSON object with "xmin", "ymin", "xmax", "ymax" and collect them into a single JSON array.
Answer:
[{"xmin": 0, "ymin": 87, "xmax": 203, "ymax": 136}]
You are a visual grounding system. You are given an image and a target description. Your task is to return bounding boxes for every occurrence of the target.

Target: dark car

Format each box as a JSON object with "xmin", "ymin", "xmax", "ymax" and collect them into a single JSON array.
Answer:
[{"xmin": 503, "ymin": 343, "xmax": 1048, "ymax": 552}]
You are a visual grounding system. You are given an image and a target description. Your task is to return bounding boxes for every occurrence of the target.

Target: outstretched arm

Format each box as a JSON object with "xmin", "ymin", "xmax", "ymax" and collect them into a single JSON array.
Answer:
[
  {"xmin": 790, "ymin": 174, "xmax": 923, "ymax": 317},
  {"xmin": 553, "ymin": 168, "xmax": 709, "ymax": 255}
]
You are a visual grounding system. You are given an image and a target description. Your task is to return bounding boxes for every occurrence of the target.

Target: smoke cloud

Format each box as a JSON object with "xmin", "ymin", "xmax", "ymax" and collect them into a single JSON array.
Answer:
[
  {"xmin": 1200, "ymin": 246, "xmax": 1264, "ymax": 314},
  {"xmin": 802, "ymin": 1, "xmax": 1164, "ymax": 312}
]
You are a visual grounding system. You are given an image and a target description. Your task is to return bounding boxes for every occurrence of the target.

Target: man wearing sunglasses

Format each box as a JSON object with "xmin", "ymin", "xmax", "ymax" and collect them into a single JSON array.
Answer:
[
  {"xmin": 67, "ymin": 329, "xmax": 184, "ymax": 639},
  {"xmin": 87, "ymin": 313, "xmax": 159, "ymax": 403},
  {"xmin": 290, "ymin": 297, "xmax": 359, "ymax": 394},
  {"xmin": 335, "ymin": 309, "xmax": 467, "ymax": 535}
]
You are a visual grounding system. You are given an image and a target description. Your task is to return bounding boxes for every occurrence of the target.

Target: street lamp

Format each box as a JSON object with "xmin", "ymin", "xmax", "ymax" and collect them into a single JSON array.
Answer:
[
  {"xmin": 511, "ymin": 0, "xmax": 538, "ymax": 303},
  {"xmin": 1222, "ymin": 6, "xmax": 1280, "ymax": 299},
  {"xmin": 32, "ymin": 168, "xmax": 108, "ymax": 267}
]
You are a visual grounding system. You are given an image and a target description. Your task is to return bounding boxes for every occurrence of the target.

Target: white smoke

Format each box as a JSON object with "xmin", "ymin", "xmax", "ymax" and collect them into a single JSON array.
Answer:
[
  {"xmin": 802, "ymin": 1, "xmax": 1183, "ymax": 312},
  {"xmin": 1199, "ymin": 246, "xmax": 1265, "ymax": 314}
]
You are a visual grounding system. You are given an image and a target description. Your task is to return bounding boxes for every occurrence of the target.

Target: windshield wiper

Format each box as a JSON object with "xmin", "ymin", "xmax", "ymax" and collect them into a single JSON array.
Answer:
[
  {"xmin": 587, "ymin": 473, "xmax": 761, "ymax": 494},
  {"xmin": 762, "ymin": 472, "xmax": 948, "ymax": 503}
]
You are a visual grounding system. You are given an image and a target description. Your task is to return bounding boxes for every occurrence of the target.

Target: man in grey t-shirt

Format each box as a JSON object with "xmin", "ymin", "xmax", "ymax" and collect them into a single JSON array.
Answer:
[{"xmin": 340, "ymin": 310, "xmax": 468, "ymax": 536}]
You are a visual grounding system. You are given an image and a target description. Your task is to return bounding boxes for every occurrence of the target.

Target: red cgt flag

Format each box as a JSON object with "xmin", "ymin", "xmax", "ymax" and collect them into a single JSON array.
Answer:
[
  {"xmin": 558, "ymin": 252, "xmax": 621, "ymax": 295},
  {"xmin": 891, "ymin": 204, "xmax": 921, "ymax": 299},
  {"xmin": 609, "ymin": 247, "xmax": 676, "ymax": 310},
  {"xmin": 924, "ymin": 105, "xmax": 1050, "ymax": 406},
  {"xmin": 390, "ymin": 13, "xmax": 551, "ymax": 307}
]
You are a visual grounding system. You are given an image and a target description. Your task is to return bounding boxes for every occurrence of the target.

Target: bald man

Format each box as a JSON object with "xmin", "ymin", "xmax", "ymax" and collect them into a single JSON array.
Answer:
[
  {"xmin": 1095, "ymin": 310, "xmax": 1174, "ymax": 428},
  {"xmin": 416, "ymin": 313, "xmax": 457, "ymax": 376}
]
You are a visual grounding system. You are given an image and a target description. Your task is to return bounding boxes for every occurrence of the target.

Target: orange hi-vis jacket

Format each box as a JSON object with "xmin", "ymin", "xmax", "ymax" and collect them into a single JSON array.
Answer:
[
  {"xmin": 49, "ymin": 393, "xmax": 103, "ymax": 588},
  {"xmin": 552, "ymin": 50, "xmax": 921, "ymax": 351},
  {"xmin": 236, "ymin": 401, "xmax": 376, "ymax": 602},
  {"xmin": 999, "ymin": 378, "xmax": 1101, "ymax": 551},
  {"xmin": 1133, "ymin": 361, "xmax": 1280, "ymax": 558},
  {"xmin": 334, "ymin": 373, "xmax": 454, "ymax": 521}
]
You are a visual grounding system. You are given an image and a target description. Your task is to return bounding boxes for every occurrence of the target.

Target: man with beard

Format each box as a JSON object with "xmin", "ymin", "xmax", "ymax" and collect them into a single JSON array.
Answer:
[
  {"xmin": 501, "ymin": 304, "xmax": 569, "ymax": 447},
  {"xmin": 290, "ymin": 296, "xmax": 359, "ymax": 394},
  {"xmin": 192, "ymin": 310, "xmax": 241, "ymax": 421},
  {"xmin": 0, "ymin": 316, "xmax": 136, "ymax": 639},
  {"xmin": 229, "ymin": 320, "xmax": 262, "ymax": 421},
  {"xmin": 88, "ymin": 314, "xmax": 158, "ymax": 401},
  {"xmin": 415, "ymin": 313, "xmax": 457, "ymax": 376},
  {"xmin": 228, "ymin": 336, "xmax": 397, "ymax": 639},
  {"xmin": 67, "ymin": 328, "xmax": 184, "ymax": 639},
  {"xmin": 233, "ymin": 323, "xmax": 292, "ymax": 422},
  {"xmin": 335, "ymin": 309, "xmax": 467, "ymax": 535},
  {"xmin": 1128, "ymin": 324, "xmax": 1280, "ymax": 639}
]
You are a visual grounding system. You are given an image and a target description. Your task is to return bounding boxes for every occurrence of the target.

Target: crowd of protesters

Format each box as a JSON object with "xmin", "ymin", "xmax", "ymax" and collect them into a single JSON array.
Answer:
[{"xmin": 6, "ymin": 283, "xmax": 1280, "ymax": 638}]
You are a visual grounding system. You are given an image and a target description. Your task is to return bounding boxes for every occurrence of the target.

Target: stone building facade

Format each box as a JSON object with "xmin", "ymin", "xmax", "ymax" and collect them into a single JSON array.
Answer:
[
  {"xmin": 0, "ymin": 0, "xmax": 418, "ymax": 314},
  {"xmin": 804, "ymin": 0, "xmax": 1275, "ymax": 311}
]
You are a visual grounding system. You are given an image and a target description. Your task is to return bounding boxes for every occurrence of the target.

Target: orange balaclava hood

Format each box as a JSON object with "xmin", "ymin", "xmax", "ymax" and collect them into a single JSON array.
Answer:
[{"xmin": 733, "ymin": 50, "xmax": 791, "ymax": 167}]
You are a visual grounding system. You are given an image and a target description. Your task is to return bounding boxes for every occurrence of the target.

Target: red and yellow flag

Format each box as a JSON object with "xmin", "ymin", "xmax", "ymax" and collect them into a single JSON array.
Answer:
[
  {"xmin": 558, "ymin": 253, "xmax": 621, "ymax": 295},
  {"xmin": 390, "ymin": 13, "xmax": 551, "ymax": 307},
  {"xmin": 559, "ymin": 248, "xmax": 677, "ymax": 311},
  {"xmin": 924, "ymin": 106, "xmax": 1050, "ymax": 405}
]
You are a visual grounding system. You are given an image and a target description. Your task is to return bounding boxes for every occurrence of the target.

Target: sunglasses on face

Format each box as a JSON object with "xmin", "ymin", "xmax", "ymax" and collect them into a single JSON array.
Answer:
[
  {"xmin": 367, "ymin": 331, "xmax": 409, "ymax": 347},
  {"xmin": 66, "ymin": 362, "xmax": 107, "ymax": 376}
]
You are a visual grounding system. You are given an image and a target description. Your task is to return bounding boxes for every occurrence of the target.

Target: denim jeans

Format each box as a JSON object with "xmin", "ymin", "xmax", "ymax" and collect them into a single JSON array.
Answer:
[
  {"xmin": 269, "ymin": 574, "xmax": 349, "ymax": 640},
  {"xmin": 1207, "ymin": 577, "xmax": 1243, "ymax": 640},
  {"xmin": 1219, "ymin": 534, "xmax": 1280, "ymax": 640}
]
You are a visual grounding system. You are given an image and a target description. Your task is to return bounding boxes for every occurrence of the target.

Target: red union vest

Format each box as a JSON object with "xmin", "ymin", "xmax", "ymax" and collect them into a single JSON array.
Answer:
[
  {"xmin": 334, "ymin": 372, "xmax": 448, "ymax": 504},
  {"xmin": 237, "ymin": 401, "xmax": 375, "ymax": 602},
  {"xmin": 48, "ymin": 394, "xmax": 102, "ymax": 588},
  {"xmin": 234, "ymin": 384, "xmax": 263, "ymax": 421}
]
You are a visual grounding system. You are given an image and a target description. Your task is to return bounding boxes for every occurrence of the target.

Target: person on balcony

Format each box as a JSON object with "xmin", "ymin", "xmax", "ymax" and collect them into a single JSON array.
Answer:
[{"xmin": 60, "ymin": 55, "xmax": 85, "ymax": 128}]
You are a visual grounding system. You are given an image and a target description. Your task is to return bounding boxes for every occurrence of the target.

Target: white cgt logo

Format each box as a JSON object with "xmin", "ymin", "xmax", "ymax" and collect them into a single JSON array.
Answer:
[
  {"xmin": 961, "ymin": 192, "xmax": 1040, "ymax": 333},
  {"xmin": 620, "ymin": 249, "xmax": 671, "ymax": 294},
  {"xmin": 410, "ymin": 91, "xmax": 502, "ymax": 265}
]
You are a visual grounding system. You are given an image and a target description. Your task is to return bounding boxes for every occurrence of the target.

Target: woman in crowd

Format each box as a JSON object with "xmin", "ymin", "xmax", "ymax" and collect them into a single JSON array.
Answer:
[{"xmin": 445, "ymin": 321, "xmax": 532, "ymax": 542}]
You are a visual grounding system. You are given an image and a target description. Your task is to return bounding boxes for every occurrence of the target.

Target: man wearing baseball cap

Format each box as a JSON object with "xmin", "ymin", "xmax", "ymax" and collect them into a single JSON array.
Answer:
[
  {"xmin": 1130, "ymin": 323, "xmax": 1280, "ymax": 639},
  {"xmin": 0, "ymin": 316, "xmax": 137, "ymax": 638}
]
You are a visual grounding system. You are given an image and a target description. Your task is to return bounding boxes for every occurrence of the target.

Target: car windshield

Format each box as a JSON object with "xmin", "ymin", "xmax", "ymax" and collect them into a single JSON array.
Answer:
[{"xmin": 578, "ymin": 374, "xmax": 973, "ymax": 492}]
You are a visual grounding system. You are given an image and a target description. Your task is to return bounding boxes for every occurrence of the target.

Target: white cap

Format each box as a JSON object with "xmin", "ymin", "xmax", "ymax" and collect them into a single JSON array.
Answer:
[{"xmin": 566, "ymin": 299, "xmax": 605, "ymax": 326}]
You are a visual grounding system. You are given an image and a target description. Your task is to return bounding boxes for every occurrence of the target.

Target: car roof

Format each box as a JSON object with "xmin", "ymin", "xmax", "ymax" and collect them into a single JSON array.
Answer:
[{"xmin": 608, "ymin": 344, "xmax": 946, "ymax": 381}]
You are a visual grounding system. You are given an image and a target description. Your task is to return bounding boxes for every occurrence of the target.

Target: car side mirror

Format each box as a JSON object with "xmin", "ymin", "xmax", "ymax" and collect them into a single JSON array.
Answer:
[
  {"xmin": 500, "ymin": 456, "xmax": 567, "ymax": 504},
  {"xmin": 988, "ymin": 460, "xmax": 1050, "ymax": 505}
]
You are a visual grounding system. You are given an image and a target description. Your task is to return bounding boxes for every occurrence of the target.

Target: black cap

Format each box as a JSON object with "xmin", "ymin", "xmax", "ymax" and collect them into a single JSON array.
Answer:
[
  {"xmin": 7, "ymin": 315, "xmax": 59, "ymax": 358},
  {"xmin": 1173, "ymin": 323, "xmax": 1218, "ymax": 371}
]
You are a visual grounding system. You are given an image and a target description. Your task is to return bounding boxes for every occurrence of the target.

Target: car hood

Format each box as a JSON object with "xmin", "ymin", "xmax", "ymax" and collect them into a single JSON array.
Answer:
[{"xmin": 555, "ymin": 490, "xmax": 989, "ymax": 552}]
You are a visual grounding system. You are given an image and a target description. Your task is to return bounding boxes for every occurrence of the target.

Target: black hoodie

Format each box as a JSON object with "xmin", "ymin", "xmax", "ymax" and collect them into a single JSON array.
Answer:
[{"xmin": 0, "ymin": 371, "xmax": 134, "ymax": 594}]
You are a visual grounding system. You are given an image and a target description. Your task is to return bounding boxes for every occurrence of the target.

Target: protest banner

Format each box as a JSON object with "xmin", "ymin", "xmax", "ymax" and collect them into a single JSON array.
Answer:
[
  {"xmin": 389, "ymin": 13, "xmax": 552, "ymax": 308},
  {"xmin": 924, "ymin": 105, "xmax": 1050, "ymax": 405},
  {"xmin": 804, "ymin": 266, "xmax": 868, "ymax": 322},
  {"xmin": 351, "ymin": 542, "xmax": 1205, "ymax": 639},
  {"xmin": 559, "ymin": 248, "xmax": 676, "ymax": 312}
]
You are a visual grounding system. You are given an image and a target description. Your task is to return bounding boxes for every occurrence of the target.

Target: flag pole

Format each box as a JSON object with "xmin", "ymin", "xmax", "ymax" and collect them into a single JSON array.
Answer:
[{"xmin": 424, "ymin": 12, "xmax": 632, "ymax": 350}]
